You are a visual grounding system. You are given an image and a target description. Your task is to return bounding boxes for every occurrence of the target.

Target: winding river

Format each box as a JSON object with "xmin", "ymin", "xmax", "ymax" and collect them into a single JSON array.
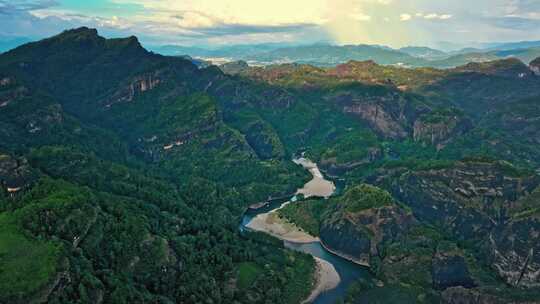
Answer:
[{"xmin": 241, "ymin": 157, "xmax": 372, "ymax": 304}]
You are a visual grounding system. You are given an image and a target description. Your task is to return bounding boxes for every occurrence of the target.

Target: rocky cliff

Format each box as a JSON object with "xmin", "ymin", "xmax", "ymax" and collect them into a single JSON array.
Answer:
[
  {"xmin": 0, "ymin": 154, "xmax": 37, "ymax": 196},
  {"xmin": 413, "ymin": 110, "xmax": 472, "ymax": 149},
  {"xmin": 319, "ymin": 184, "xmax": 416, "ymax": 266},
  {"xmin": 530, "ymin": 57, "xmax": 540, "ymax": 76},
  {"xmin": 371, "ymin": 160, "xmax": 540, "ymax": 289}
]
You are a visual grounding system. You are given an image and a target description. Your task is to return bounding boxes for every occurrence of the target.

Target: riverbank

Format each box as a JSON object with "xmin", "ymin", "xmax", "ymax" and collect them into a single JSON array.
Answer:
[
  {"xmin": 320, "ymin": 240, "xmax": 371, "ymax": 268},
  {"xmin": 293, "ymin": 158, "xmax": 336, "ymax": 199},
  {"xmin": 246, "ymin": 201, "xmax": 319, "ymax": 243},
  {"xmin": 302, "ymin": 257, "xmax": 340, "ymax": 304},
  {"xmin": 242, "ymin": 157, "xmax": 370, "ymax": 304}
]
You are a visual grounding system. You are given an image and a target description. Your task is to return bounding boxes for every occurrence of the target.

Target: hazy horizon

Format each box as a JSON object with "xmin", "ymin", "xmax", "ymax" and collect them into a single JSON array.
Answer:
[{"xmin": 2, "ymin": 0, "xmax": 540, "ymax": 51}]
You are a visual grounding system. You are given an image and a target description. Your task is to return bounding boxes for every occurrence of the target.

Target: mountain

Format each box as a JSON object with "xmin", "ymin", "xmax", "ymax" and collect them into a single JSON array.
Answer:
[
  {"xmin": 245, "ymin": 44, "xmax": 426, "ymax": 66},
  {"xmin": 2, "ymin": 28, "xmax": 540, "ymax": 304},
  {"xmin": 492, "ymin": 47, "xmax": 540, "ymax": 64},
  {"xmin": 0, "ymin": 27, "xmax": 315, "ymax": 304},
  {"xmin": 238, "ymin": 44, "xmax": 535, "ymax": 68},
  {"xmin": 487, "ymin": 40, "xmax": 540, "ymax": 51},
  {"xmin": 398, "ymin": 46, "xmax": 447, "ymax": 59},
  {"xmin": 153, "ymin": 43, "xmax": 292, "ymax": 59},
  {"xmin": 153, "ymin": 40, "xmax": 540, "ymax": 69}
]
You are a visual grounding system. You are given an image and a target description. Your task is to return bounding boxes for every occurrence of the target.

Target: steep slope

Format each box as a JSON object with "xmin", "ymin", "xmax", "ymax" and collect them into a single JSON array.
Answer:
[
  {"xmin": 280, "ymin": 159, "xmax": 540, "ymax": 302},
  {"xmin": 279, "ymin": 185, "xmax": 479, "ymax": 303},
  {"xmin": 227, "ymin": 58, "xmax": 540, "ymax": 168},
  {"xmin": 3, "ymin": 27, "xmax": 540, "ymax": 304},
  {"xmin": 371, "ymin": 159, "xmax": 540, "ymax": 290},
  {"xmin": 0, "ymin": 28, "xmax": 315, "ymax": 304}
]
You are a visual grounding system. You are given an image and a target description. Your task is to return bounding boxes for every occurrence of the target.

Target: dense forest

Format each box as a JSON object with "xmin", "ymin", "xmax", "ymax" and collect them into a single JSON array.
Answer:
[{"xmin": 1, "ymin": 27, "xmax": 540, "ymax": 303}]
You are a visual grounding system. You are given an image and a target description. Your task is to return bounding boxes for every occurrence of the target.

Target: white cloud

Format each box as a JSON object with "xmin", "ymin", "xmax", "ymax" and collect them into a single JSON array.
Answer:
[
  {"xmin": 398, "ymin": 12, "xmax": 453, "ymax": 21},
  {"xmin": 7, "ymin": 0, "xmax": 540, "ymax": 50},
  {"xmin": 175, "ymin": 11, "xmax": 219, "ymax": 28},
  {"xmin": 424, "ymin": 13, "xmax": 453, "ymax": 20},
  {"xmin": 350, "ymin": 13, "xmax": 372, "ymax": 21},
  {"xmin": 400, "ymin": 14, "xmax": 412, "ymax": 21},
  {"xmin": 112, "ymin": 0, "xmax": 330, "ymax": 27}
]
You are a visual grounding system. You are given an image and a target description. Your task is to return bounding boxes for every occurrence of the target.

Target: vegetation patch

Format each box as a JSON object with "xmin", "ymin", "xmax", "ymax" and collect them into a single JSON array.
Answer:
[
  {"xmin": 237, "ymin": 262, "xmax": 263, "ymax": 289},
  {"xmin": 341, "ymin": 184, "xmax": 395, "ymax": 213},
  {"xmin": 278, "ymin": 199, "xmax": 327, "ymax": 236},
  {"xmin": 0, "ymin": 214, "xmax": 61, "ymax": 300}
]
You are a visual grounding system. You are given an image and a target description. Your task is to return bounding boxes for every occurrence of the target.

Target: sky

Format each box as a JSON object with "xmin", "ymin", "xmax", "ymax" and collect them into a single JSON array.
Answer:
[{"xmin": 2, "ymin": 0, "xmax": 540, "ymax": 49}]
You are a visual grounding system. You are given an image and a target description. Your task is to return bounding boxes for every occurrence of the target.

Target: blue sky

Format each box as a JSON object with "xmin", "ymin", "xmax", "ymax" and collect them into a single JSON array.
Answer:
[{"xmin": 2, "ymin": 0, "xmax": 540, "ymax": 49}]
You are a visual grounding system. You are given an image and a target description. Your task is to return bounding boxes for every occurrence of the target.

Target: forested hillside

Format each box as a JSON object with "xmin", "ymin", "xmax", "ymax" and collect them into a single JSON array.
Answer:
[{"xmin": 1, "ymin": 28, "xmax": 540, "ymax": 304}]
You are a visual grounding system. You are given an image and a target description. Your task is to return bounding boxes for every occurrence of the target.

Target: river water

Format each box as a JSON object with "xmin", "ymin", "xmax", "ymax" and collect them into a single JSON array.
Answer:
[{"xmin": 241, "ymin": 158, "xmax": 372, "ymax": 304}]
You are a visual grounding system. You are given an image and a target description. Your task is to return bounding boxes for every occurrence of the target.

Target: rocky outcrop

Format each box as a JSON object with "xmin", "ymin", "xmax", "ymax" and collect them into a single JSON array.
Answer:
[
  {"xmin": 432, "ymin": 245, "xmax": 475, "ymax": 290},
  {"xmin": 0, "ymin": 154, "xmax": 37, "ymax": 196},
  {"xmin": 343, "ymin": 101, "xmax": 408, "ymax": 139},
  {"xmin": 0, "ymin": 77, "xmax": 12, "ymax": 86},
  {"xmin": 105, "ymin": 72, "xmax": 162, "ymax": 107},
  {"xmin": 320, "ymin": 214, "xmax": 373, "ymax": 265},
  {"xmin": 372, "ymin": 160, "xmax": 540, "ymax": 289},
  {"xmin": 379, "ymin": 161, "xmax": 539, "ymax": 237},
  {"xmin": 0, "ymin": 80, "xmax": 29, "ymax": 108},
  {"xmin": 320, "ymin": 147, "xmax": 382, "ymax": 176},
  {"xmin": 319, "ymin": 185, "xmax": 416, "ymax": 266},
  {"xmin": 489, "ymin": 216, "xmax": 540, "ymax": 288},
  {"xmin": 326, "ymin": 87, "xmax": 447, "ymax": 141},
  {"xmin": 413, "ymin": 113, "xmax": 472, "ymax": 149},
  {"xmin": 530, "ymin": 57, "xmax": 540, "ymax": 76}
]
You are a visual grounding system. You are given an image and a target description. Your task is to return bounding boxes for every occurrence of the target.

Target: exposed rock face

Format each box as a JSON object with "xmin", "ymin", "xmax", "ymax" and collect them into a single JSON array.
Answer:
[
  {"xmin": 0, "ymin": 80, "xmax": 29, "ymax": 108},
  {"xmin": 320, "ymin": 200, "xmax": 416, "ymax": 266},
  {"xmin": 529, "ymin": 57, "xmax": 540, "ymax": 76},
  {"xmin": 432, "ymin": 246, "xmax": 475, "ymax": 290},
  {"xmin": 328, "ymin": 89, "xmax": 467, "ymax": 144},
  {"xmin": 385, "ymin": 161, "xmax": 538, "ymax": 237},
  {"xmin": 320, "ymin": 147, "xmax": 382, "ymax": 176},
  {"xmin": 372, "ymin": 160, "xmax": 540, "ymax": 288},
  {"xmin": 343, "ymin": 101, "xmax": 408, "ymax": 139},
  {"xmin": 413, "ymin": 115, "xmax": 472, "ymax": 149},
  {"xmin": 0, "ymin": 154, "xmax": 37, "ymax": 194},
  {"xmin": 107, "ymin": 72, "xmax": 162, "ymax": 106},
  {"xmin": 320, "ymin": 218, "xmax": 372, "ymax": 265},
  {"xmin": 0, "ymin": 77, "xmax": 12, "ymax": 86},
  {"xmin": 489, "ymin": 216, "xmax": 540, "ymax": 288}
]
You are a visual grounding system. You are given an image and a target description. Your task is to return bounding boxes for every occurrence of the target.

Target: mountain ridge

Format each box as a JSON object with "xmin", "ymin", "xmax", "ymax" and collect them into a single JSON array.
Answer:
[{"xmin": 1, "ymin": 27, "xmax": 540, "ymax": 304}]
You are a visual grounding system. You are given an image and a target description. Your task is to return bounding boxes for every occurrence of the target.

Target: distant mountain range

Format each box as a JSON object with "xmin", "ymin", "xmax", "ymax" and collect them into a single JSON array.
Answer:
[
  {"xmin": 3, "ymin": 34, "xmax": 540, "ymax": 69},
  {"xmin": 155, "ymin": 41, "xmax": 540, "ymax": 69}
]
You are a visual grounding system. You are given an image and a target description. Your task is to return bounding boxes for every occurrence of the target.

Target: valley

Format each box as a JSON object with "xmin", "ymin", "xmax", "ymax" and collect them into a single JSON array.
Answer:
[
  {"xmin": 1, "ymin": 27, "xmax": 540, "ymax": 304},
  {"xmin": 242, "ymin": 157, "xmax": 372, "ymax": 304}
]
